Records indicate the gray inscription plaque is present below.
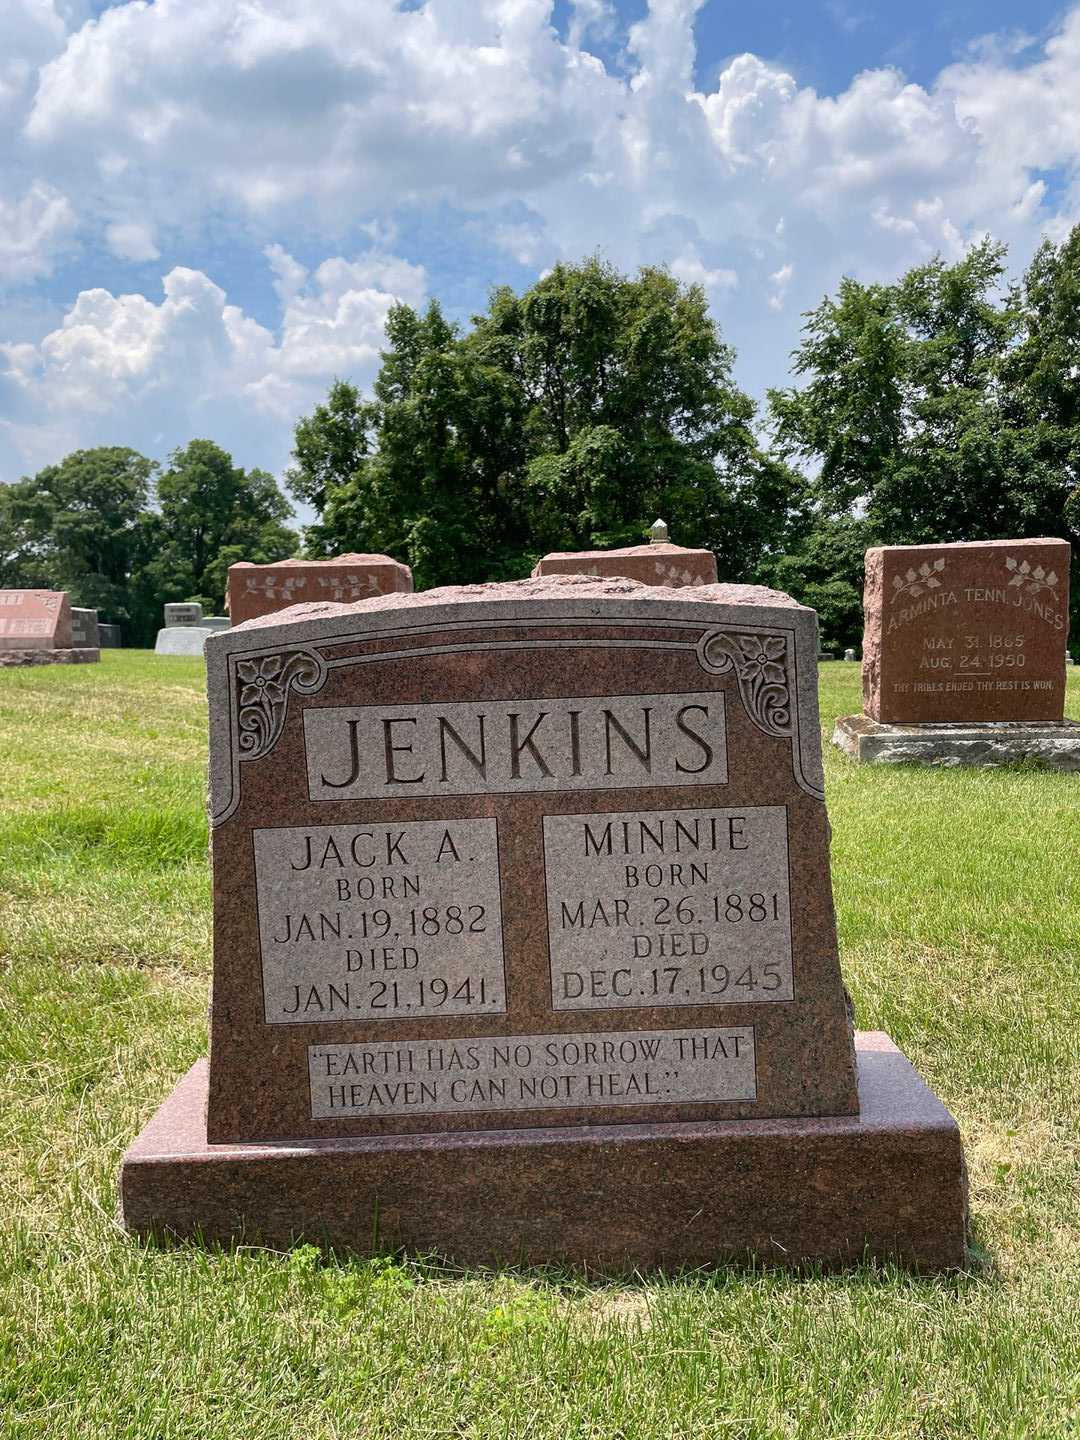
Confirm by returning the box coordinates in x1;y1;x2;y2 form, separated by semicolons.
544;805;793;1010
309;1025;756;1118
304;691;728;800
253;819;506;1024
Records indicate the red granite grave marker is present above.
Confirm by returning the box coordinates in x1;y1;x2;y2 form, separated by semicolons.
862;538;1070;724
121;576;967;1269
227;553;412;626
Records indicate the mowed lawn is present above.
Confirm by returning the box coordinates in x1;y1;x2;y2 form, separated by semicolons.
1;651;1078;1440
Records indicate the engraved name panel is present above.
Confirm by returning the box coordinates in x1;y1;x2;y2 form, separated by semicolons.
544;806;793;1010
253;819;506;1024
309;1026;756;1118
304;691;727;801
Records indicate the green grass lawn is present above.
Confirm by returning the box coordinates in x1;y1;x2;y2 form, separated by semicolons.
2;651;1078;1439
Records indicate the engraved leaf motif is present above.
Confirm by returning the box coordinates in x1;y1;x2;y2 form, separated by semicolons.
892;556;946;601
1006;556;1017;572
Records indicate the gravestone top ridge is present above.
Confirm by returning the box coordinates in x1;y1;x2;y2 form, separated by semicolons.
204;572;857;1145
532;542;718;589
0;589;72;649
155;626;213;657
164;602;204;627
863;537;1071;724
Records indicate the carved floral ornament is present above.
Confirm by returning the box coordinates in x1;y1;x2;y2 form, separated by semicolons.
236;650;326;761
696;630;793;738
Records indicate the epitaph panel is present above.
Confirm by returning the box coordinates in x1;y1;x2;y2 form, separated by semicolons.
863;538;1071;723
205;577;857;1143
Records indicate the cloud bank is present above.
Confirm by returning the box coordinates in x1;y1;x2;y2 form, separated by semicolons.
2;0;1079;483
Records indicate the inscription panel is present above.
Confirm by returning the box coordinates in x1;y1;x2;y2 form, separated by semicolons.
309;1026;756;1118
304;691;727;800
253;819;506;1024
544;806;793;1010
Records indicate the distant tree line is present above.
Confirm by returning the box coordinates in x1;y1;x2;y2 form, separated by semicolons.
0;439;297;645
4;232;1078;649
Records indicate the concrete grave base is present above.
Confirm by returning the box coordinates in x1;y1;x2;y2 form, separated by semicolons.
834;714;1080;771
0;647;99;667
154;627;213;656
120;1032;967;1272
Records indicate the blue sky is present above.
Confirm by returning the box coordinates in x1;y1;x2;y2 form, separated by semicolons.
2;0;1079;502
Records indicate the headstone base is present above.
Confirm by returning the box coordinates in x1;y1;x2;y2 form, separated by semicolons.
120;1033;967;1272
0;647;99;668
154;627;213;656
834;714;1080;771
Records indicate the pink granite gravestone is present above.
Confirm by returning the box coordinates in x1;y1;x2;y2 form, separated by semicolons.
862;538;1070;723
121;575;967;1270
835;538;1079;768
0;590;99;666
533;523;717;590
228;554;413;626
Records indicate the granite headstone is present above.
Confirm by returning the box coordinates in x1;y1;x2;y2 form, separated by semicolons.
71;607;100;649
835;538;1079;768
164;602;204;627
228;554;413;627
0;589;99;666
121;576;967;1269
533;525;717;589
862;538;1070;724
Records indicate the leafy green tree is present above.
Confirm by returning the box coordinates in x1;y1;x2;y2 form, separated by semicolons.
756;514;875;650
768;232;1080;643
285;379;372;523
132;440;297;632
0;480;57;590
1000;226;1080;533
298;259;801;587
2;448;155;619
769;240;1021;541
317;301;530;585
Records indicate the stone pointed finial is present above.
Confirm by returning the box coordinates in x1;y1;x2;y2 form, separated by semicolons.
649;518;669;545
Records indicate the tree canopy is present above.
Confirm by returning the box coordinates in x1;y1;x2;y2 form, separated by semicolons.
4;232;1078;652
290;258;805;589
763;232;1080;641
4;440;296;644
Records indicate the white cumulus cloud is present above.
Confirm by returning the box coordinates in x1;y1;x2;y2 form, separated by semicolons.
0;249;426;480
3;0;1080;477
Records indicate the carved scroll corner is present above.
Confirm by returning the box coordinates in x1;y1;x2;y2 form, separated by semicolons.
696;628;794;739
234;647;327;763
